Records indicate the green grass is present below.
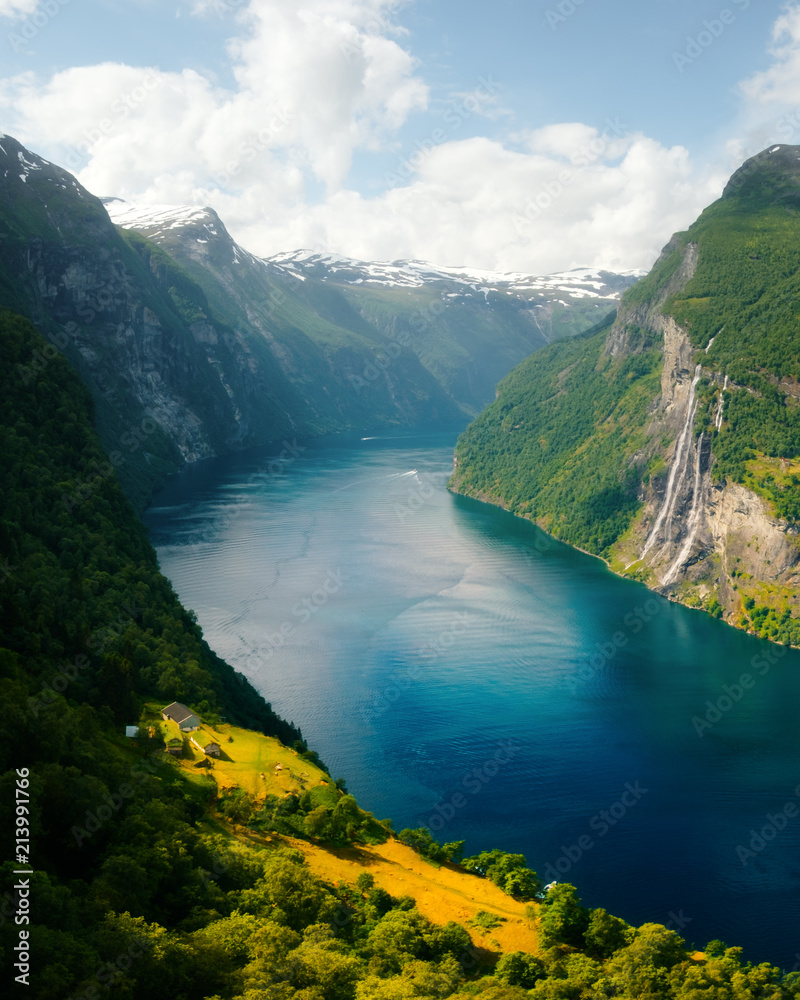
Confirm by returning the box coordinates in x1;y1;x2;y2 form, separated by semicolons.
470;910;505;930
141;701;330;800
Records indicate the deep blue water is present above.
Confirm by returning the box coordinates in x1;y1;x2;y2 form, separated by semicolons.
145;427;800;968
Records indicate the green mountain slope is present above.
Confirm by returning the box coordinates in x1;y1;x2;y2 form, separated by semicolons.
106;200;641;438
1;308;796;1000
449;314;661;554
1;130;641;512
450;145;800;642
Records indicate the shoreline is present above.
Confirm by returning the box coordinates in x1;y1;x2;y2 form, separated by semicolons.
447;481;796;652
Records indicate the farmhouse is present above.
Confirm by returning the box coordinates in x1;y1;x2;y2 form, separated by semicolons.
161;701;200;731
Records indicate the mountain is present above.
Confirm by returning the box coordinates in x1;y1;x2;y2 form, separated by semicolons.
0;131;642;509
104;198;642;421
450;144;800;645
1;310;794;1000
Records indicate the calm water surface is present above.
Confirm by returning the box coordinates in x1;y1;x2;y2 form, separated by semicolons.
146;427;800;967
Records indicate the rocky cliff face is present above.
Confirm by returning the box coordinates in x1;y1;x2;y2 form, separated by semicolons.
607;237;800;633
1;134;640;510
450;145;800;643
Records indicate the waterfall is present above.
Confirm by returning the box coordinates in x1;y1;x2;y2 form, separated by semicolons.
715;375;727;432
641;364;702;560
663;433;705;585
705;327;723;353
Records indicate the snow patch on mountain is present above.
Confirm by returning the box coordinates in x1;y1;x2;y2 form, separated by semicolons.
104;199;215;236
104;200;644;299
267;249;645;299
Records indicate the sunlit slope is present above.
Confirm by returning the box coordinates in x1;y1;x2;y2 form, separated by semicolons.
450;144;800;642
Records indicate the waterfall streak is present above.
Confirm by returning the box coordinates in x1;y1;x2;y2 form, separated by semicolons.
714;375;728;433
663;434;705;585
641;365;702;559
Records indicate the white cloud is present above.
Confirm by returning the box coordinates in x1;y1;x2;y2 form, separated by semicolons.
738;4;800;109
0;0;38;18
229;134;715;273
722;3;800;167
0;0;747;273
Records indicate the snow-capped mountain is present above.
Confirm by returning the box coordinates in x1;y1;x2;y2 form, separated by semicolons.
103;199;643;304
267;248;645;300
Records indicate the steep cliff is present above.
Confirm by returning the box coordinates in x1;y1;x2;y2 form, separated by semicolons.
451;145;800;644
0;133;282;507
106;200;641;420
0;132;640;509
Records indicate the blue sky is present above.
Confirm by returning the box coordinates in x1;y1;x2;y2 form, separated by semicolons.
0;0;797;272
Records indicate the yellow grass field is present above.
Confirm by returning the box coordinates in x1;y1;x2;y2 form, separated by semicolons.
238;830;541;959
142;702;330;799
144;703;540;958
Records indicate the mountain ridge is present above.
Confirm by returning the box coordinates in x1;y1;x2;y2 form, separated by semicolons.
103;197;645;296
450;144;800;644
0;132;642;509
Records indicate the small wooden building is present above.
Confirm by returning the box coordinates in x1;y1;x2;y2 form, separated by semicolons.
161;702;200;732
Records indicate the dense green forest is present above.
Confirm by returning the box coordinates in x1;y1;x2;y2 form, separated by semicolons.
449;316;662;557
450;148;800;645
2;308;799;998
666;201;800;491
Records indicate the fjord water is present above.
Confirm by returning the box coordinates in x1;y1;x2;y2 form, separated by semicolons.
146;428;800;967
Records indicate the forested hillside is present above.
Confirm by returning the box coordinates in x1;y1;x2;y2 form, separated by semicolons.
449;314;660;556
450;145;800;641
3;308;798;997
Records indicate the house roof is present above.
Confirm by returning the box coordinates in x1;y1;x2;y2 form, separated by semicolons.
203;743;221;753
162;702;198;725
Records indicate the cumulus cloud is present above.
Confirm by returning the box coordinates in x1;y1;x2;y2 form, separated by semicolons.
722;3;800;167
0;0;753;273
238;133;716;273
0;0;38;18
739;3;800;109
